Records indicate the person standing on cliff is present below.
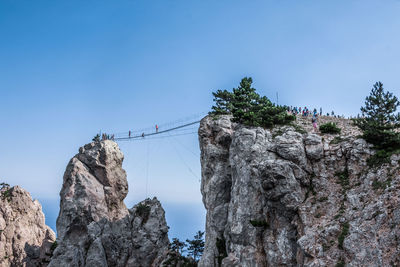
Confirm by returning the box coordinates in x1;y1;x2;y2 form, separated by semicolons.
312;115;318;132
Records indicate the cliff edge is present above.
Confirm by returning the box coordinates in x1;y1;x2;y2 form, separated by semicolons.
199;115;400;266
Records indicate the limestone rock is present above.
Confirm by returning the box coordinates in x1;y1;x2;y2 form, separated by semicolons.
49;140;170;267
0;185;56;267
199;115;400;267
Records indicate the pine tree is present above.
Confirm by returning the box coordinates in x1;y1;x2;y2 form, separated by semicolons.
353;82;400;149
211;89;233;114
170;238;186;255
231;77;261;126
186;231;205;262
210;77;295;128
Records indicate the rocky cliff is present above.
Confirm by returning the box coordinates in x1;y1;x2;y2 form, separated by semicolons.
49;140;170;267
198;115;400;267
0;185;56;266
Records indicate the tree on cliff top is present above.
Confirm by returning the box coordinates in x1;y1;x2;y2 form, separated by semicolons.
211;77;294;128
353;81;400;150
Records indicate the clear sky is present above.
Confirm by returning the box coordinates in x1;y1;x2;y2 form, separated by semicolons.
1;0;400;241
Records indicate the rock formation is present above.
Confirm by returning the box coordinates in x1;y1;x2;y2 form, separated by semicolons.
0;185;56;266
199;115;400;266
49;140;170;267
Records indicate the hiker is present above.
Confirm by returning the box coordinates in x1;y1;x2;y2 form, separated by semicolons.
129;130;131;138
320;107;322;116
142;132;145;138
156;124;159;133
312;115;318;132
111;134;114;140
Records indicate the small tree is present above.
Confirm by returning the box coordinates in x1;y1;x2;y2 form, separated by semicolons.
92;134;100;142
353;82;400;149
0;182;10;190
186;231;205;262
170;238;186;255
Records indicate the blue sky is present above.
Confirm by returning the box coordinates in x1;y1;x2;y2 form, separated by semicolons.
1;0;400;241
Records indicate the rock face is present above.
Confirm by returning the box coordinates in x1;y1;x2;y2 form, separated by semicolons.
0;185;56;266
199;115;400;267
49;140;170;267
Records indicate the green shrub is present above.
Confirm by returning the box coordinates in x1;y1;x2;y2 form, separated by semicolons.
0;183;11;202
136;203;151;223
319;122;341;134
249;220;269;228
330;136;350;145
335;259;345;267
338;222;350;249
372;178;391;190
335;168;349;190
290;123;307;134
367;149;400;168
318;197;328;202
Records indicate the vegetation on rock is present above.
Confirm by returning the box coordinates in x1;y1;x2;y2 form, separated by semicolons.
211;77;295;128
0;182;11;202
135;203;151;224
249;219;269;228
319;122;341;134
164;231;205;266
92;134;100;142
338;222;350;249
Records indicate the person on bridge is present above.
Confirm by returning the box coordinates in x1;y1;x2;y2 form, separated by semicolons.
156;124;159;133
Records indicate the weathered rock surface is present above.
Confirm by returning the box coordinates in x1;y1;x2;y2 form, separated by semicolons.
49;140;170;267
199;115;400;267
0;185;56;267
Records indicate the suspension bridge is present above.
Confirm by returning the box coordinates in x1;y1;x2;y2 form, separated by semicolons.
107;112;207;142
108;112;207;199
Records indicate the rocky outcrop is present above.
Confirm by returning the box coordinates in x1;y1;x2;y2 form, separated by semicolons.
0;185;56;267
49;140;170;267
199;115;400;267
